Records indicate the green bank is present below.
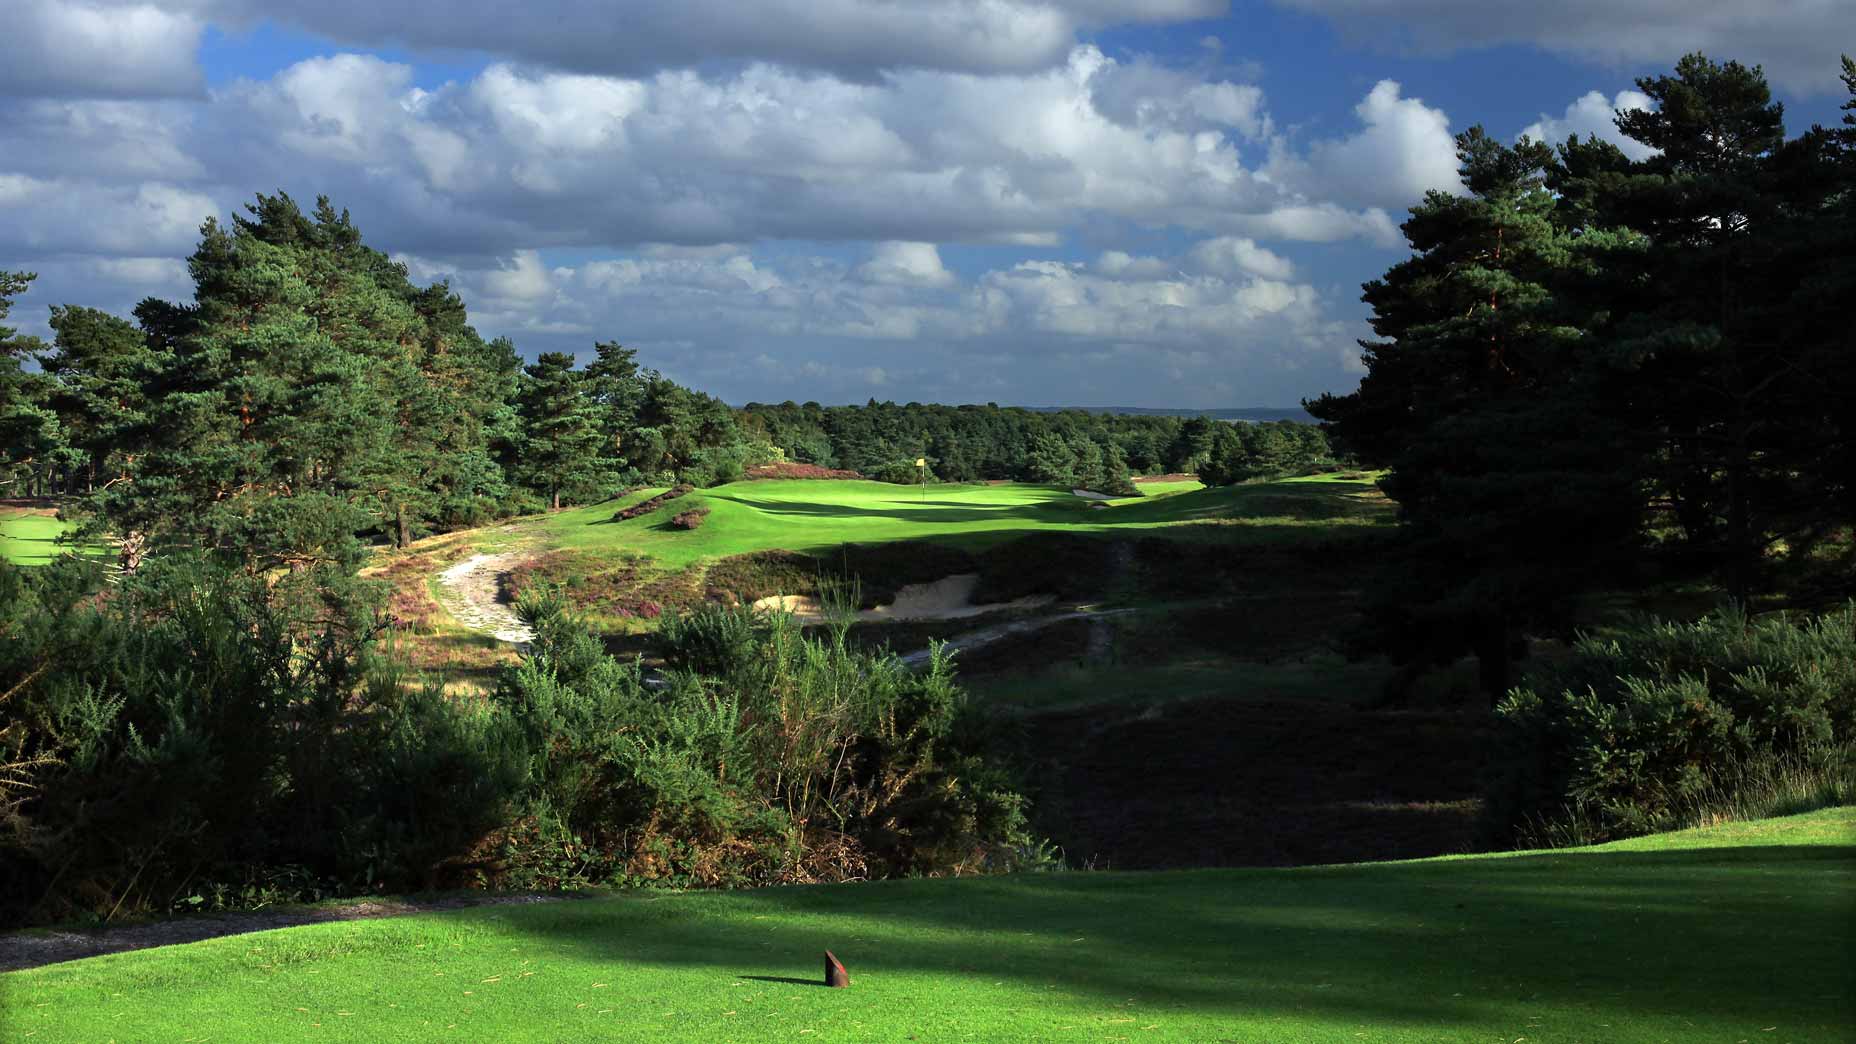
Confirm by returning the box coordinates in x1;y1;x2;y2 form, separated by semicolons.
7;808;1850;1043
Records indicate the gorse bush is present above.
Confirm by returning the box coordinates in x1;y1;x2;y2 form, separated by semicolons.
0;555;524;926
0;561;1034;925
488;597;1032;889
1488;604;1856;844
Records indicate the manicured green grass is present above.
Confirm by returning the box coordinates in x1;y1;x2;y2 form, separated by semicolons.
0;510;78;566
537;475;1388;571
6;808;1849;1042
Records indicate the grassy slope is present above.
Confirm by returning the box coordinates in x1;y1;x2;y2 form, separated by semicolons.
7;808;1851;1043
537;475;1386;571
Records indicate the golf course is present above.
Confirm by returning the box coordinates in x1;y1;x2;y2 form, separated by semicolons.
534;473;1381;568
0;506;75;566
5;38;1854;1041
6;809;1850;1042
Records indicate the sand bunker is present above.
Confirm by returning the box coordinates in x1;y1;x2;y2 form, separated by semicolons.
752;573;1053;623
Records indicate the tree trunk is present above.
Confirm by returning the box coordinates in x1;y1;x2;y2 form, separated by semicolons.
551;488;561;511
396;502;410;549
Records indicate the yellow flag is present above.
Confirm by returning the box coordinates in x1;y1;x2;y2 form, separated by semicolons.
915;458;926;467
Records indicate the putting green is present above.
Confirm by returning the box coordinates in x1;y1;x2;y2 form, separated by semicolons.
6;808;1850;1042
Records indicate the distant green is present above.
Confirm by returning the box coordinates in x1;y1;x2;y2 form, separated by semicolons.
6;808;1850;1043
537;474;1386;570
0;512;78;566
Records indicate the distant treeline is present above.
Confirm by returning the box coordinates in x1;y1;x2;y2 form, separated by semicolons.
739;400;1333;491
1024;405;1316;422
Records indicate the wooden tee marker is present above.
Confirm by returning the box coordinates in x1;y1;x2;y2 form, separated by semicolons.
824;950;851;988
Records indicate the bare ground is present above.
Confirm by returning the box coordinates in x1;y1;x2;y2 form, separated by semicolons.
436;550;535;645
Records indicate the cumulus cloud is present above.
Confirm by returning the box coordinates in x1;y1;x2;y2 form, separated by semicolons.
1188;236;1295;280
0;175;218;258
0;34;1422;404
1272;0;1853;94
1522;89;1658;160
0;0;206;99
383;233;1361;405
0;46;1418;262
858;242;957;288
1271;80;1463;212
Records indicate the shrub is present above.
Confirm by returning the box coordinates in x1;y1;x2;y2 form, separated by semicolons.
0;555;525;925
489;597;1034;887
1487;604;1856;845
670;505;710;530
614;484;694;521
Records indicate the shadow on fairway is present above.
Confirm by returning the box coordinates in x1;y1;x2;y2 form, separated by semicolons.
737;975;828;987
490;842;1856;1031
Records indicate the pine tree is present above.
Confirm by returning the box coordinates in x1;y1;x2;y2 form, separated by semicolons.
1309;128;1642;698
517;353;607;510
0;273;65;496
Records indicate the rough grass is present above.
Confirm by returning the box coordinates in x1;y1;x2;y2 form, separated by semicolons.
5;808;1850;1043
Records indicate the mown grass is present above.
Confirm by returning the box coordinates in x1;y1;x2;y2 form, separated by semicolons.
536;474;1387;572
0;509;81;566
5;808;1849;1043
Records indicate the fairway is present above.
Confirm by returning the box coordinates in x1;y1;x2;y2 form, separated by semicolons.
537;474;1386;570
5;809;1849;1042
0;509;75;566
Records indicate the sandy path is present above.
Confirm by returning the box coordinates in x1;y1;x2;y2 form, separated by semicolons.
436;551;535;645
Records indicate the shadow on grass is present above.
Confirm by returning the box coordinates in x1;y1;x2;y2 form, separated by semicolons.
737;974;828;987
486;842;1856;1031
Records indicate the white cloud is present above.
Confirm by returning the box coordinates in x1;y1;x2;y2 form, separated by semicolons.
1188;236;1295;280
1273;80;1463;211
858;242;956;288
30;46;1408;258
1522;89;1659;160
1226;204;1402;248
0;176;217;257
479;250;558;304
1272;0;1853;94
0;1;205;99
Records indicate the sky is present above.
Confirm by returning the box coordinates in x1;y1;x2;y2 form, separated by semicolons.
1;2;1848;408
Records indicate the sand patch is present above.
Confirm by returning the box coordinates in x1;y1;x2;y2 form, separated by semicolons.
753;573;1052;623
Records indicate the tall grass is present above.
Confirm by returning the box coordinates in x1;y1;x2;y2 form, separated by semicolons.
1520;742;1856;849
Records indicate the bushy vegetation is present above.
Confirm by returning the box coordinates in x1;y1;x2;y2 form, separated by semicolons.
1488;605;1856;844
0;555;1031;927
490;597;1033;889
0;555;518;925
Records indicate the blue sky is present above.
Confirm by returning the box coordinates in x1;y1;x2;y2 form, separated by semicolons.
2;1;1846;407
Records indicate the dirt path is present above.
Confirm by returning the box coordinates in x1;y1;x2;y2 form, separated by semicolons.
436;550;534;645
0;894;567;972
